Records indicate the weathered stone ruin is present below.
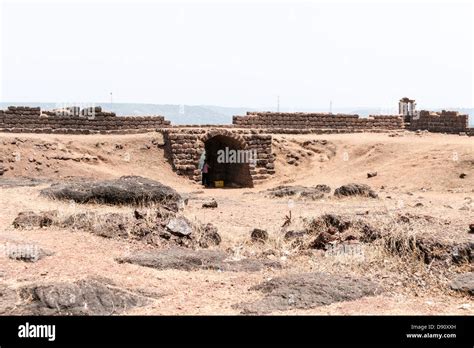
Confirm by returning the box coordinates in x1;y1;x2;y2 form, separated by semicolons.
409;110;469;134
162;128;274;186
398;97;471;134
233;112;404;132
0;106;170;134
0;99;471;187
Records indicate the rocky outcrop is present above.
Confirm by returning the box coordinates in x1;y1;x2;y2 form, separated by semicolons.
40;176;184;210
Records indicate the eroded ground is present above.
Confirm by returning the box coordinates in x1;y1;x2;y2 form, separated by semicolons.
0;131;472;315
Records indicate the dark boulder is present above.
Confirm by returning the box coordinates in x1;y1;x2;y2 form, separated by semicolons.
334;183;378;198
40;176;183;211
251;228;268;243
202;199;218;208
198;223;221;248
450;273;474;295
18;278;150;315
12;211;58;229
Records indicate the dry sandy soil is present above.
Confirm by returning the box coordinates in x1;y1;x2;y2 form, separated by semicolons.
0;131;472;315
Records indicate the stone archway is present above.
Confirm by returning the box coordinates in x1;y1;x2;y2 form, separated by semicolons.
201;131;253;188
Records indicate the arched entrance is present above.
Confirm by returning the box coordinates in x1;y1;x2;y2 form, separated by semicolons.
202;133;254;188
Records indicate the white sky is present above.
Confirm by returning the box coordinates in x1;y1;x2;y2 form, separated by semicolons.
1;0;473;109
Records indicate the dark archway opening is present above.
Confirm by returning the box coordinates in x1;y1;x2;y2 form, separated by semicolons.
203;135;253;188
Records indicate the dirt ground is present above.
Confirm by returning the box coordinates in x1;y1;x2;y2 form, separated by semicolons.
0;131;472;315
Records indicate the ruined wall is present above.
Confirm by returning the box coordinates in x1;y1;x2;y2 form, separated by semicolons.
233;112;404;131
409;110;469;134
162;128;274;186
0;106;171;134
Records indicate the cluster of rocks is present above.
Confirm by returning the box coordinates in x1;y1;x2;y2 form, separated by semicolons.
263;183;377;200
12;210;57;229
409;110;469;134
0;105;171;134
13;176;220;248
233;112;404;130
13;208;221;249
263;184;331;200
283;214;377;250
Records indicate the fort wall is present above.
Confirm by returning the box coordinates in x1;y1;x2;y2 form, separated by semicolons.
409;110;469;134
232;112;404;131
0;106;171;134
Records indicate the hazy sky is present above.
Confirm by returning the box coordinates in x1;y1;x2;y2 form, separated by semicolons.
1;0;473;110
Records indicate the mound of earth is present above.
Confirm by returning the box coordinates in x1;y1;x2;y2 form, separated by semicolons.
40;176;184;211
235;272;380;314
263;184;331;200
12;208;221;249
284;214;380;250
383;218;474;265
449;272;474;295
14;277;153;315
116;247;281;272
274;138;336;166
334;183;378;198
297;213;471;264
63;211;221;249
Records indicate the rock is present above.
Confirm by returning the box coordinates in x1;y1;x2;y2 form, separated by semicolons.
367;172;377;178
334;183;378;198
166;216;193;237
264;185;331;200
469;224;474;234
17;277;150;315
60;209;216;249
251;228;268;243
459;173;467;179
198;223;221;248
450;273;474;295
116;248;281;272
12;211;58;229
299;185;331;200
310;231;337;250
202;199;218;208
264;185;300;197
40;176;184;211
234;272;380;314
0;165;8;176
